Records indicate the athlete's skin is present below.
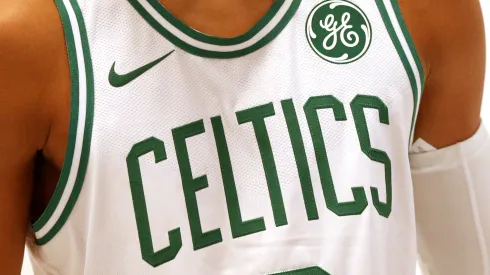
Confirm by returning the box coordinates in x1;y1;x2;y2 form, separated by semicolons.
0;0;485;273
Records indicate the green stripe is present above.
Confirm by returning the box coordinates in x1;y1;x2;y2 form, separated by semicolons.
127;0;301;58
31;0;80;232
375;0;419;147
146;0;284;46
272;266;330;275
390;0;425;91
36;0;94;245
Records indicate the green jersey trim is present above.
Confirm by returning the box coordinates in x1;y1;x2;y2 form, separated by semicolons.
145;0;283;46
390;0;425;90
375;0;425;147
34;0;94;245
127;0;301;58
31;0;80;232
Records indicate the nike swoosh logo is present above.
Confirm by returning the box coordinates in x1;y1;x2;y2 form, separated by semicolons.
109;50;175;88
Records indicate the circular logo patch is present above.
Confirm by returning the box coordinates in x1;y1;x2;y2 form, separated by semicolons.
306;0;372;64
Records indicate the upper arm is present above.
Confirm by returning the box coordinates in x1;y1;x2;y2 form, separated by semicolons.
0;1;63;273
402;2;488;272
401;0;486;148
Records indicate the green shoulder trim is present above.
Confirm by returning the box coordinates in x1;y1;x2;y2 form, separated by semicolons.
35;0;94;245
31;0;80;232
375;0;424;147
127;0;301;58
390;0;425;91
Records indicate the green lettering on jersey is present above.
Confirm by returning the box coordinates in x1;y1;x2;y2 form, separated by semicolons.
173;120;223;250
125;95;395;267
281;99;319;221
126;137;182;267
236;103;288;227
351;95;392;218
211;116;266;238
304;95;368;216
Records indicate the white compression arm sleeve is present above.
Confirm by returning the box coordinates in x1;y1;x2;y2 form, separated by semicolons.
410;123;490;275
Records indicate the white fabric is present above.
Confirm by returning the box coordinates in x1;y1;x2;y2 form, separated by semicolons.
410;138;437;154
30;0;423;274
411;123;490;275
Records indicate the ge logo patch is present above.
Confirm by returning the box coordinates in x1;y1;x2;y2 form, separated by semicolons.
306;0;372;64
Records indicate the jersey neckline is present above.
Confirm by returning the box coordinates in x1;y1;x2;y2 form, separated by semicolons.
127;0;301;58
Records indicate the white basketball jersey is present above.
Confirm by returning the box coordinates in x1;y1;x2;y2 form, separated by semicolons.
28;0;424;274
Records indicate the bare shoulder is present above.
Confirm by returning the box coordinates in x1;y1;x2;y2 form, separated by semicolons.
398;0;485;68
0;0;68;91
0;0;70;153
398;0;486;148
0;0;69;273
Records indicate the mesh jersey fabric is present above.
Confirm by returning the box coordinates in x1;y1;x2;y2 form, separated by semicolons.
28;0;424;274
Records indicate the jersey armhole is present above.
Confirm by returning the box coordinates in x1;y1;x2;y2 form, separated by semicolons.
32;0;94;246
375;0;425;147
